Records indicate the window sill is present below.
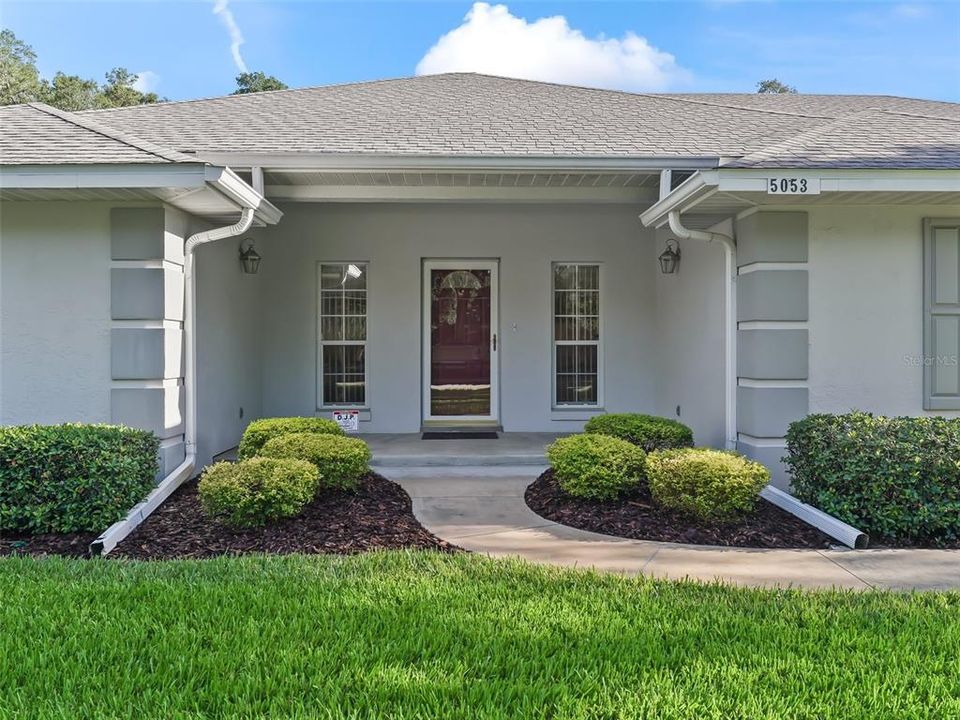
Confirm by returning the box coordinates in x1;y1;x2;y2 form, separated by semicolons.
551;408;604;421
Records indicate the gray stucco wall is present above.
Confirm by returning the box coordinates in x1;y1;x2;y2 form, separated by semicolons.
1;202;112;424
652;226;727;448
808;204;960;420
194;231;264;466
253;202;660;433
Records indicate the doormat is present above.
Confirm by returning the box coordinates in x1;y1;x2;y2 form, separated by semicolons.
421;431;499;440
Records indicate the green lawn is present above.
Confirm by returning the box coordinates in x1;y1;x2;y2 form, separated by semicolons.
1;552;958;719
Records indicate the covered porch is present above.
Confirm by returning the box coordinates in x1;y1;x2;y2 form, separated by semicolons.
191;164;731;468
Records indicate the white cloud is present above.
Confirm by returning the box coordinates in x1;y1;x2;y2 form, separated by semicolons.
132;70;159;93
212;0;248;73
893;3;930;19
415;2;690;92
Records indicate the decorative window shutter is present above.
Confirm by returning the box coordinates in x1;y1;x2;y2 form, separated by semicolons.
924;219;960;410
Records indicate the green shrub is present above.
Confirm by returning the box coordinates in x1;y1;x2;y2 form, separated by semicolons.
238;417;344;459
198;457;320;528
646;448;769;521
0;423;159;534
584;413;694;451
786;412;960;544
546;434;646;501
258;433;371;490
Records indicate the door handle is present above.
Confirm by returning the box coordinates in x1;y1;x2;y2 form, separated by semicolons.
492;333;497;351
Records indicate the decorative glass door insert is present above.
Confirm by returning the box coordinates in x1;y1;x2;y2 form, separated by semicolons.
424;262;498;420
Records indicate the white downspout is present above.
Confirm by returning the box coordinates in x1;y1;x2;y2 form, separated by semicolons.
90;207;256;556
184;207;256;461
667;210;738;450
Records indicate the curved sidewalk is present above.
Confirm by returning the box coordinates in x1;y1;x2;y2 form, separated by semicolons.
385;466;960;591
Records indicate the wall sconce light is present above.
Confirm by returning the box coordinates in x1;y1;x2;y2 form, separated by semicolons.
239;239;261;274
658;239;681;274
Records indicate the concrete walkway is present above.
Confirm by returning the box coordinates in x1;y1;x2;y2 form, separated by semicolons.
384;466;960;591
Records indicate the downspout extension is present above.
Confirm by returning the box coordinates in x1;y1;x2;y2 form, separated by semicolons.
90;207;256;556
667;210;738;450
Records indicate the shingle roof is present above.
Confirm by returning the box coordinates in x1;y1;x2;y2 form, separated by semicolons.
727;109;960;169
658;93;960;121
82;73;829;159
0;103;197;165
4;74;957;170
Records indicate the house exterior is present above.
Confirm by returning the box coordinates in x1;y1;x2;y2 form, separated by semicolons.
2;73;958;491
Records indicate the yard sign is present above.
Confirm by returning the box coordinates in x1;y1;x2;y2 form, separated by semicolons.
332;410;360;433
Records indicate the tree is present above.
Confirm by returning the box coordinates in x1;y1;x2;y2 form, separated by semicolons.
233;71;288;95
43;72;100;111
96;67;160;108
0;30;162;109
756;79;797;94
0;28;44;104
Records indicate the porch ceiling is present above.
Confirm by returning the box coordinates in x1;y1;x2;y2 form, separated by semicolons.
261;169;661;204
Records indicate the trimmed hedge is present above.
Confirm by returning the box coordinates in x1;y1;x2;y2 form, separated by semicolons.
258;433;371;490
584;413;694;452
0;424;159;534
199;457;321;528
785;412;960;544
238;417;344;460
547;434;646;501
646;448;769;521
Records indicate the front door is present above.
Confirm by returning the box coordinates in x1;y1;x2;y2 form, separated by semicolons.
422;260;499;424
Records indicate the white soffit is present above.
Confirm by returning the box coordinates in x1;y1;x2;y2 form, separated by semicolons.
262;169;661;203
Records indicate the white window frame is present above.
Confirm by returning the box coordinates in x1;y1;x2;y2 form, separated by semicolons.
316;262;369;410
551;261;604;409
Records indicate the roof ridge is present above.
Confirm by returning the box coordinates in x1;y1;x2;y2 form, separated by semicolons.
27;103;196;163
724;110;874;167
83;72;835;123
632;93;837;120
659;93;960;122
80;74;442;114
874;107;960;123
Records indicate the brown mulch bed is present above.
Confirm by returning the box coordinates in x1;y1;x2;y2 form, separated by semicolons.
113;472;456;559
0;531;98;558
525;470;833;549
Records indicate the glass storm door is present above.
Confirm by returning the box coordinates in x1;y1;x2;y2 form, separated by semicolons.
422;260;499;422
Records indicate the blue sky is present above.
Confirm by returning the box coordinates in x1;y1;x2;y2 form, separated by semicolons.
3;1;959;101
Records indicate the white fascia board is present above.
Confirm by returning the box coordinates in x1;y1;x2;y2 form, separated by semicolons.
266;183;659;204
205;165;283;225
0;163;207;189
638;170;719;227
197;153;721;173
715;168;960;194
640;167;960;227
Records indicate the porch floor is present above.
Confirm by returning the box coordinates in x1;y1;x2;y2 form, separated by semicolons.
362;432;560;468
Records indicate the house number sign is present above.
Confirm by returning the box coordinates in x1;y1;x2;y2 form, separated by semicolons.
767;176;821;195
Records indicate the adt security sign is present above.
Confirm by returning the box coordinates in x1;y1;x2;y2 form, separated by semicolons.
332;410;359;433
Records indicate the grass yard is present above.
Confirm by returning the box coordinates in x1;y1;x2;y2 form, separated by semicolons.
1;552;958;719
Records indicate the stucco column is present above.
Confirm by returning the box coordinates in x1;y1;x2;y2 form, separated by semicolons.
734;210;810;490
109;206;188;479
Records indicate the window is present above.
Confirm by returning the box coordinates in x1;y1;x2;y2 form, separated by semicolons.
552;263;601;406
319;263;367;407
924;219;960;410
